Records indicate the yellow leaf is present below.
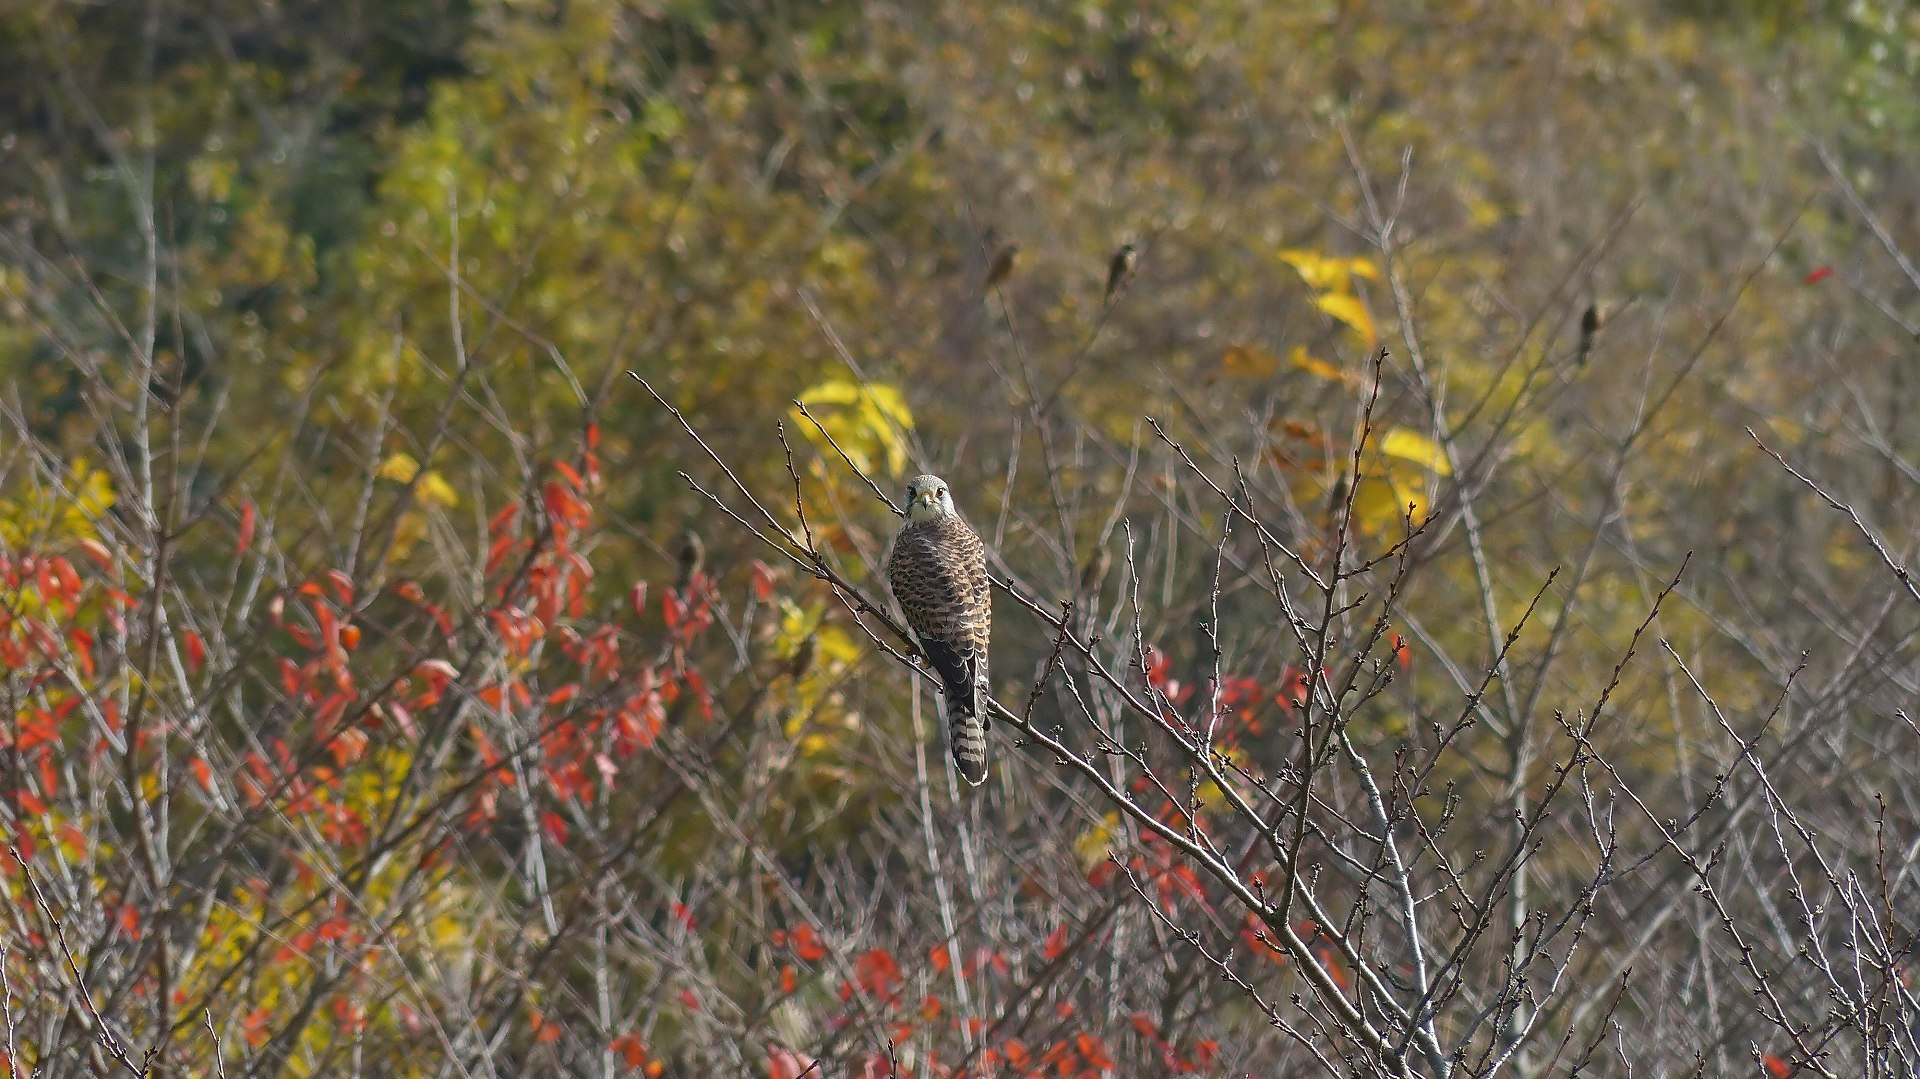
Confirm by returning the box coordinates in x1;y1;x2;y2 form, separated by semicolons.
1377;428;1452;476
1288;345;1354;385
1221;343;1279;379
1279;248;1342;292
0;460;118;546
1350;474;1428;536
1280;249;1380;292
416;472;460;508
1314;292;1377;344
1074;812;1121;871
377;452;421;484
389;510;428;560
792;378;916;479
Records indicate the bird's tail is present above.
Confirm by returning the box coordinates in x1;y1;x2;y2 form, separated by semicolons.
944;677;989;786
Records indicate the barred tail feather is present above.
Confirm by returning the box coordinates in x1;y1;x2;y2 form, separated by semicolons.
945;685;989;786
920;638;990;784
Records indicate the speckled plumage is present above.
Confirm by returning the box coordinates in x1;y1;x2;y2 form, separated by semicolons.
887;476;992;785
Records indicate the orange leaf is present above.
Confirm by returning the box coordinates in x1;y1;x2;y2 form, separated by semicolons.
1076;1031;1115;1070
75;538;112;568
327;728;368;768
610;1033;646;1068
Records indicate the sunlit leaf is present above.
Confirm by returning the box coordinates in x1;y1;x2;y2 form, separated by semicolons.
1377;428;1452;476
1314;292;1378;345
1280;249;1379;292
792;378;915;479
1289;345;1354;385
377;452;421;484
0;460;118;546
416;472;460;508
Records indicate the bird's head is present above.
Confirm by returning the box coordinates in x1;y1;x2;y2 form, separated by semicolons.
903;474;956;524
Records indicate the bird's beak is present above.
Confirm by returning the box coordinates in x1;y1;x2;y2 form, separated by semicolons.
914;490;937;509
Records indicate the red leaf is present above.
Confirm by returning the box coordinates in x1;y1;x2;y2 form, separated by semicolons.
629;581;649;619
1803;266;1834;285
750;560;775;602
1043;923;1070;961
324;569;354;605
1764;1055;1790;1078
678;988;700;1012
49;557;80;599
488;503;521;537
854;949;902;998
184;631;207;675
236;500;256;556
541;810;569;845
791;923;828;962
190;757;213;792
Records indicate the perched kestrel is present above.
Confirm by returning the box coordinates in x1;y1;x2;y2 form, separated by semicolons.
887;475;992;785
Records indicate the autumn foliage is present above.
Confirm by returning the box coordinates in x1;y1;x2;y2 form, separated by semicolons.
7;0;1920;1076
